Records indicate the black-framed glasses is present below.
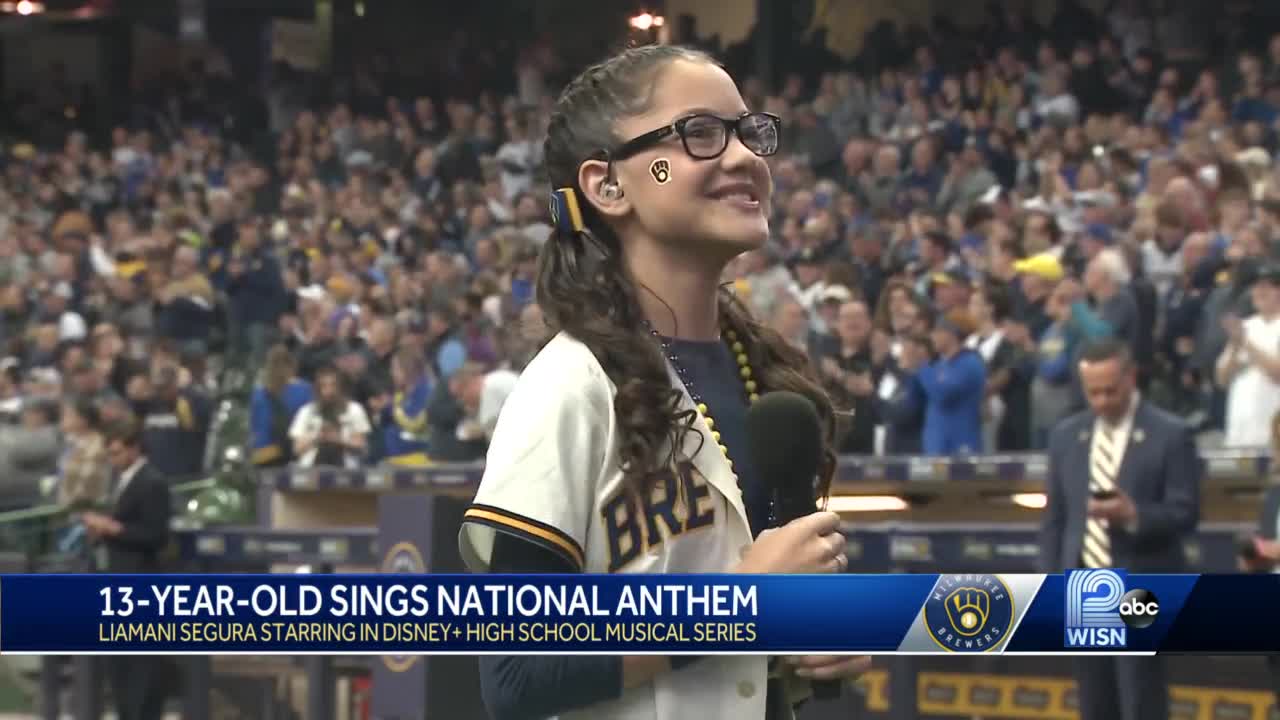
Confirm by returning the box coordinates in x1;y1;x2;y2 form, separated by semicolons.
609;112;781;161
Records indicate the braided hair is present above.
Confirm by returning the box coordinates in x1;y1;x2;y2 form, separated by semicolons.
537;45;837;499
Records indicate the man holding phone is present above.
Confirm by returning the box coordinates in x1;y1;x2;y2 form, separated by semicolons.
1040;338;1202;720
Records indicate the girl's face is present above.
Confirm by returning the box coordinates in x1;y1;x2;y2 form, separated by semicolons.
602;60;773;257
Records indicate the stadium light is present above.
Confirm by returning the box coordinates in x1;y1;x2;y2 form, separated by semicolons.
1;0;46;14
629;12;664;31
826;495;909;513
1011;492;1047;509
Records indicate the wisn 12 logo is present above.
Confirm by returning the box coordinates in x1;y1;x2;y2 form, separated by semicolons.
1064;569;1160;648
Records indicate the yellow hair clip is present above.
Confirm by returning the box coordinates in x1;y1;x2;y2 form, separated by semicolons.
549;187;585;234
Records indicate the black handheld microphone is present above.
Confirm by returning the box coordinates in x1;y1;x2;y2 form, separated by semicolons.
746;391;823;524
745;391;842;702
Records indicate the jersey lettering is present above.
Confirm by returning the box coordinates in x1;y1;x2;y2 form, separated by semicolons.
603;463;716;572
602;492;644;571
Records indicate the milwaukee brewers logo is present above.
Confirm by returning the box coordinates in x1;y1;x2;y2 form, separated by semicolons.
381;542;425;672
649;158;671;184
924;574;1013;652
383;542;424;574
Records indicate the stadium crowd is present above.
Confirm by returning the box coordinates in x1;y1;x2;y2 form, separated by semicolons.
2;3;1280;514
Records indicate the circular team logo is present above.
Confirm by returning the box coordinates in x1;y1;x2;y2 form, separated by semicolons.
924;574;1014;653
383;542;425;574
649;158;671;184
381;542;426;672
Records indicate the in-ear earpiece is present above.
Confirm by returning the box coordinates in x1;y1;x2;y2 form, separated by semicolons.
601;183;623;200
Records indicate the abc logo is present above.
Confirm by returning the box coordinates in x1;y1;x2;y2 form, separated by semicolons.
1118;589;1160;629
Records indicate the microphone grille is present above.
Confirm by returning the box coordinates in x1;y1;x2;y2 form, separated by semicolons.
745;391;823;489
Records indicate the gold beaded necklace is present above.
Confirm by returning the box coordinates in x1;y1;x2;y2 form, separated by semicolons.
647;325;759;471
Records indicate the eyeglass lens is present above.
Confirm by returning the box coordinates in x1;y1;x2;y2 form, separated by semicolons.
681;114;778;159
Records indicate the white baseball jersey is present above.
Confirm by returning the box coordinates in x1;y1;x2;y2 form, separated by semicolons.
459;331;771;720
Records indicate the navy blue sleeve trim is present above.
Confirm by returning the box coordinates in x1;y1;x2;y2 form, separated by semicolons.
477;533;624;719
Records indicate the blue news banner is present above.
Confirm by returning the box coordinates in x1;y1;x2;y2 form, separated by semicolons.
0;572;1278;654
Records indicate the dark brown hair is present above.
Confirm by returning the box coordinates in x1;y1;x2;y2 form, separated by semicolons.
103;418;144;451
262;344;297;396
537;44;837;498
873;277;913;331
393;346;427;382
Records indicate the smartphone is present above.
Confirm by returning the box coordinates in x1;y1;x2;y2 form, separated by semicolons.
1090;488;1118;501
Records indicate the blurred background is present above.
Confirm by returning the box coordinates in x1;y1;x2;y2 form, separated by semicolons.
2;0;1280;718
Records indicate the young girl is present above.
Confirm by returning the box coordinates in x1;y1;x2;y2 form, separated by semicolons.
458;45;864;720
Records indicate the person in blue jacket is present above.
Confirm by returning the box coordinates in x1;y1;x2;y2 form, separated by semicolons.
380;347;434;465
916;310;986;454
873;332;929;454
250;345;313;467
1029;277;1116;448
226;219;289;364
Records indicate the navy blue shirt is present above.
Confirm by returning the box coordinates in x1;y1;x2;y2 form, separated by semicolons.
664;336;768;536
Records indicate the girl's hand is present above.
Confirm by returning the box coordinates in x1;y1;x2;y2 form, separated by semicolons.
736;512;846;575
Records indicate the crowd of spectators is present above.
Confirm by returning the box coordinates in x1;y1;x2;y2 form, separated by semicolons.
3;3;1280;515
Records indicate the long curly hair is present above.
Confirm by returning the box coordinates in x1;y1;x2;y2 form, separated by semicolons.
537;45;837;500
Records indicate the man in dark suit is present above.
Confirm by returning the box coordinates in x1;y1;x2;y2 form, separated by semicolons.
80;420;172;720
1039;338;1201;720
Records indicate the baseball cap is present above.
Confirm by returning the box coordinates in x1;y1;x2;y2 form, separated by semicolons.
930;268;972;288
818;285;854;304
1013;254;1065;282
